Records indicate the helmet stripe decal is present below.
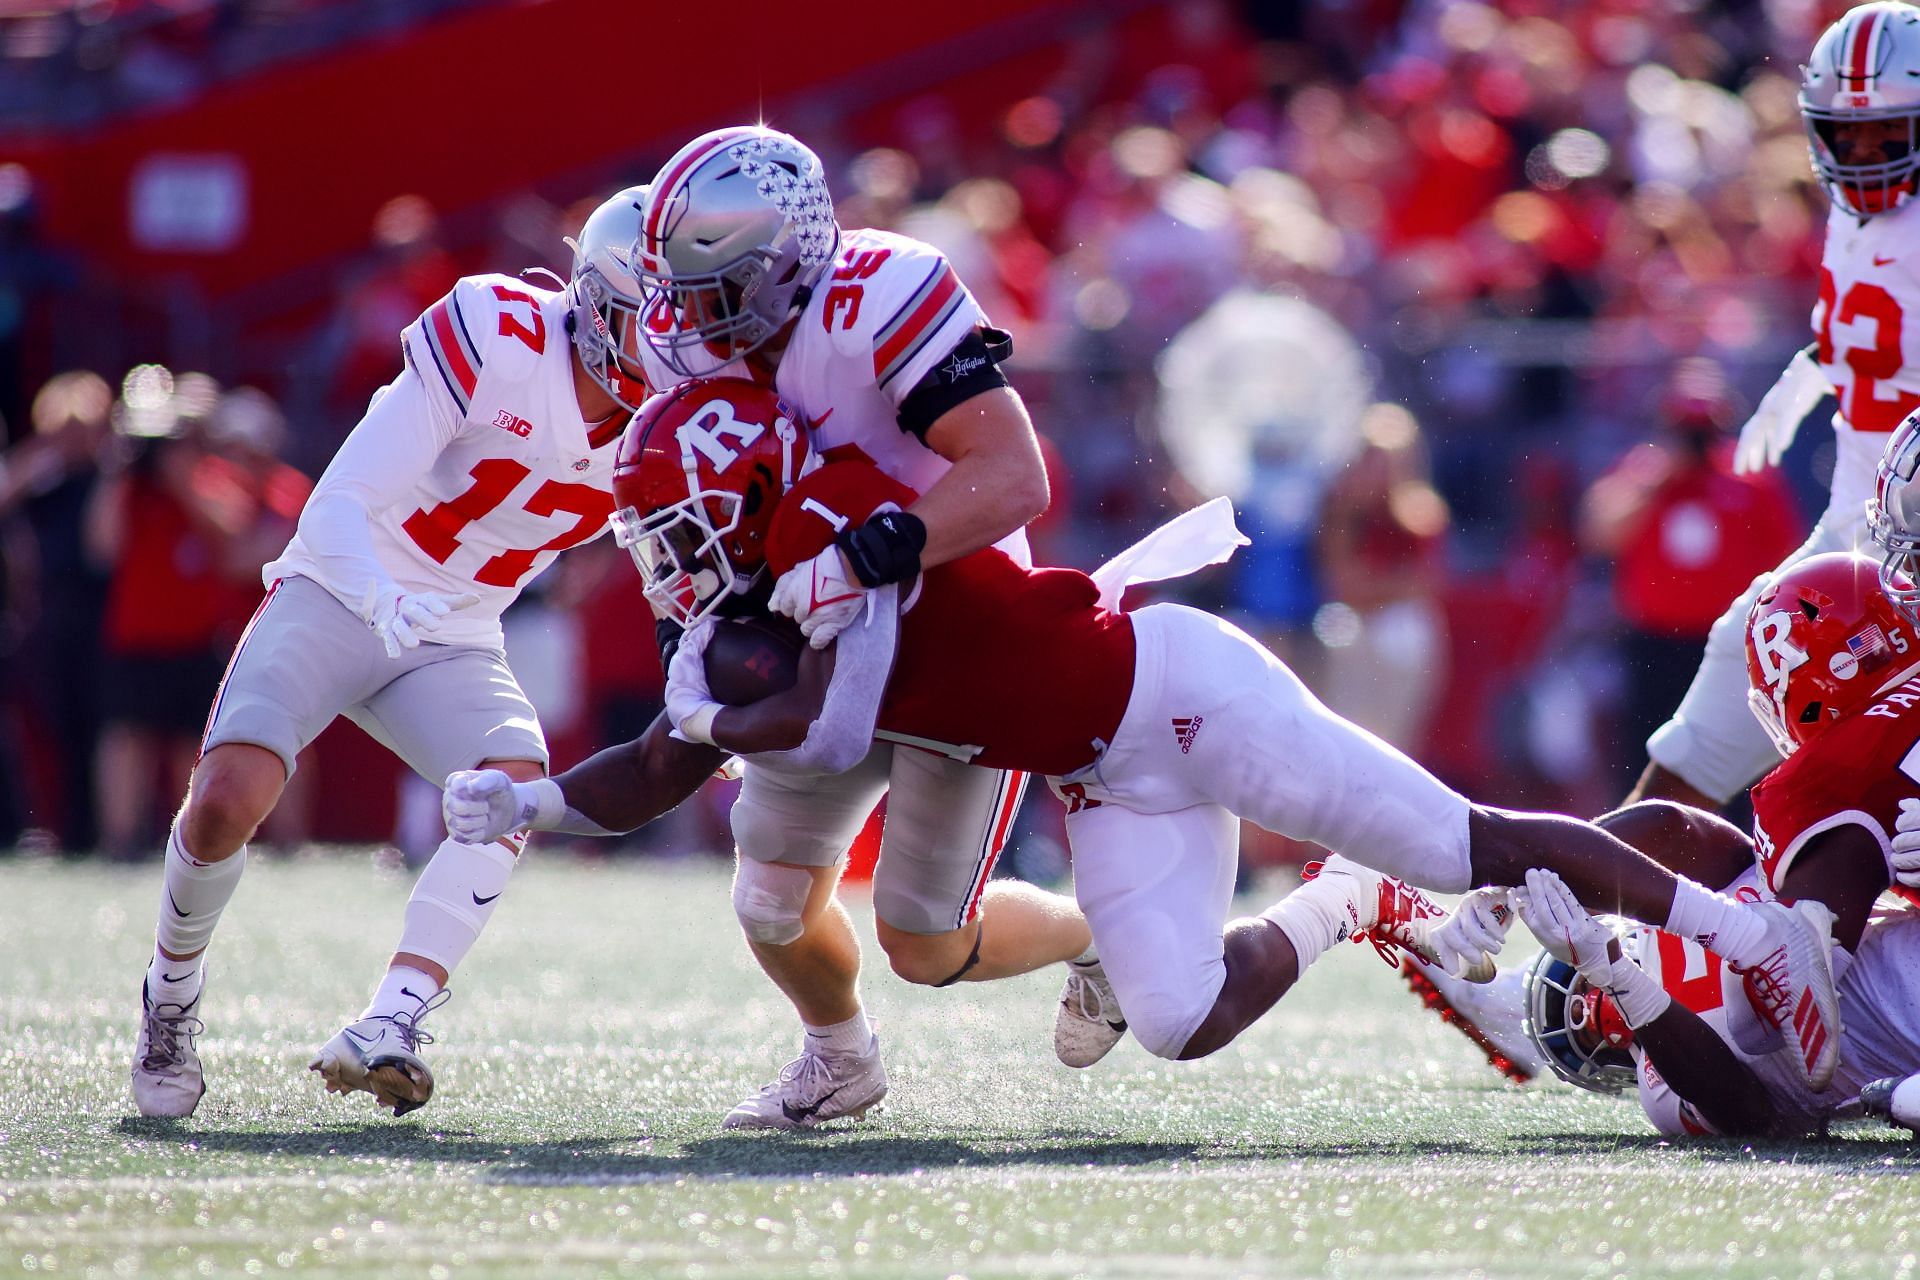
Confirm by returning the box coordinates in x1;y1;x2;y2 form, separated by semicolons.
644;128;759;258
1843;7;1884;85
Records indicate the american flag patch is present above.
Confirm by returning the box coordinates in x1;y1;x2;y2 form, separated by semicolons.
1849;625;1889;659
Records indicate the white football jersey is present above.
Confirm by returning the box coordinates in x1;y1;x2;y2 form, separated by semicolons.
1631;870;1920;1135
1815;197;1920;512
704;227;1029;562
267;274;627;647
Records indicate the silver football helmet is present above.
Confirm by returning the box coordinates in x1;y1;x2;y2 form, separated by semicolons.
1869;406;1920;624
633;126;841;377
1801;1;1920;217
1522;948;1638;1095
566;185;652;411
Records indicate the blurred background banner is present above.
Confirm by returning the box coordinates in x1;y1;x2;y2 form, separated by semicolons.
0;0;1843;860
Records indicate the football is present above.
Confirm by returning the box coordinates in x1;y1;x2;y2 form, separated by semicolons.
702;614;804;706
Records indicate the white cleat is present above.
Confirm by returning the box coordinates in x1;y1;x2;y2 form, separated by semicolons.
308;989;450;1117
723;1039;888;1130
1739;899;1842;1092
132;983;207;1118
1306;855;1498;983
1055;957;1128;1068
1397;954;1544;1084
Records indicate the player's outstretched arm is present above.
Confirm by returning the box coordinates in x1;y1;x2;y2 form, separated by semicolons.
1594;801;1756;888
444;717;726;843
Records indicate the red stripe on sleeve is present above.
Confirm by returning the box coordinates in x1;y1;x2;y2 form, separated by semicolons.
429;299;478;399
872;267;961;379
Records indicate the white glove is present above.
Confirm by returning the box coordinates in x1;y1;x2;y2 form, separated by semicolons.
1894;798;1920;889
664;619;723;745
361;584;480;659
1732;347;1828;475
1434;887;1515;967
443;768;535;844
1516;868;1617;986
770;546;867;650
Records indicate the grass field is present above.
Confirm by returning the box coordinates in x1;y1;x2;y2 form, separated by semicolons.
3;852;1917;1279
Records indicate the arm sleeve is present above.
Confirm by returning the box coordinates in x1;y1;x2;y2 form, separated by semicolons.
753;583;898;774
295;367;463;615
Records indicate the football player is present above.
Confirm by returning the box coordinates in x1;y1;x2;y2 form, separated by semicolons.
622;127;1102;1128
1500;864;1920;1139
1634;0;1920;811
130;187;659;1119
448;380;1844;1089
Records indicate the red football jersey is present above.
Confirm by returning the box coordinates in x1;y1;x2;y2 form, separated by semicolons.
1747;672;1920;892
764;461;1135;775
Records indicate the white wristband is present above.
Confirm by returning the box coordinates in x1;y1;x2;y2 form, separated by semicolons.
1604;955;1673;1030
676;702;722;747
514;777;567;832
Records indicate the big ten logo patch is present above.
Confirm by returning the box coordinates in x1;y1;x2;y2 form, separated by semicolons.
492;408;534;438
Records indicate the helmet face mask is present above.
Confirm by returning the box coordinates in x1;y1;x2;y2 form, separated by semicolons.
1870;408;1920;628
1800;2;1920;218
1523;948;1638;1095
567;185;653;410
634;127;841;379
608;378;809;626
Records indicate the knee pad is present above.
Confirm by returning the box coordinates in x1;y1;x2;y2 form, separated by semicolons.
732;858;813;946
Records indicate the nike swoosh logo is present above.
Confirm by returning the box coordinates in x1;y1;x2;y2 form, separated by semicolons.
1106;1019;1127;1033
781;1084;846;1124
1877;254;1898;266
813;408;835;427
167;891;190;918
472;891;501;906
812;588;862;609
400;987;427;1003
342;1027;376;1046
161;971;195;984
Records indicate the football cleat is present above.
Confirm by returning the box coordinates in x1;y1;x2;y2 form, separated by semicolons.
1304;856;1498;983
1737;899;1842;1092
723;1038;887;1130
1055;956;1128;1068
131;983;207;1118
1398;954;1543;1084
308;988;450;1117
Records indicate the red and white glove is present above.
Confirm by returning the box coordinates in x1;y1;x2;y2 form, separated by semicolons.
1517;868;1670;1030
1434;887;1515;967
664;619;723;745
770;546;866;650
361;584;480;659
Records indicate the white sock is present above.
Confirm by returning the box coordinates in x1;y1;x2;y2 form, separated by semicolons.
146;943;205;1009
1259;874;1361;970
1663;879;1771;968
805;1010;874;1060
362;966;443;1021
393;834;522;976
149;821;246;1002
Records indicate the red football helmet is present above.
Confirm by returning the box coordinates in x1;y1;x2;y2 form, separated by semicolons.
609;377;807;625
1745;551;1918;756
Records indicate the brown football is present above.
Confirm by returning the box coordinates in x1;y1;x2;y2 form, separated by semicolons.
703;614;804;706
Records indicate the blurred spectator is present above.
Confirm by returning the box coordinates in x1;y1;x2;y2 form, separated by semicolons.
1312;404;1452;751
1580;357;1802;790
11;370;116;850
84;368;269;857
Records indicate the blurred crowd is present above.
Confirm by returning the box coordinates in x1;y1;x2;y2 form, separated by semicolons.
0;0;469;127
5;0;1855;857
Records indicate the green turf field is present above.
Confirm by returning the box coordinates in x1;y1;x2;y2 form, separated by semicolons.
3;853;1916;1279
